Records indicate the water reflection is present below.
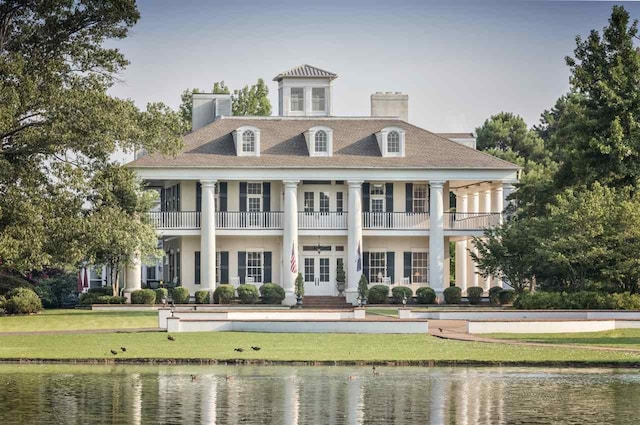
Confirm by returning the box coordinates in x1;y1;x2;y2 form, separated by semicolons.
1;365;639;424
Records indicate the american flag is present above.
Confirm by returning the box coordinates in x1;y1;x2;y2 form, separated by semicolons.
290;241;297;273
356;241;362;272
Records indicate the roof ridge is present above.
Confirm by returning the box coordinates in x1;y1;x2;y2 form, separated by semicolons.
273;64;338;81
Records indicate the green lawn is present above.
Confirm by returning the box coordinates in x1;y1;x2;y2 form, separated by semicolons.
365;308;398;318
488;329;640;349
0;309;157;332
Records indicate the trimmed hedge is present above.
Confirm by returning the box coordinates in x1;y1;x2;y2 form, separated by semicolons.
195;290;210;304
260;283;285;304
171;287;190;304
499;289;516;305
467;286;484;305
213;284;235;304
367;285;389;304
489;286;503;305
513;291;640;310
416;287;436;304
237;284;259;304
131;289;156;304
155;288;168;304
3;287;42;314
88;286;113;296
96;295;126;304
443;286;462;304
391;286;413;304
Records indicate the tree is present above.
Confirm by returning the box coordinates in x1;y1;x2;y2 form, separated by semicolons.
476;112;548;163
178;81;230;131
0;1;182;274
232;78;272;116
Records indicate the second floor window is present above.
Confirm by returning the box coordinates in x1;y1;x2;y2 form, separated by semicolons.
387;131;400;153
291;88;304;112
247;183;262;212
413;184;428;213
312;88;325;111
242;130;255;153
320;192;330;213
370;184;385;212
336;192;344;213
304;192;314;213
315;131;327;153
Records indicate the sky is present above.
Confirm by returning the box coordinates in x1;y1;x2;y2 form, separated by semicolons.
108;0;640;143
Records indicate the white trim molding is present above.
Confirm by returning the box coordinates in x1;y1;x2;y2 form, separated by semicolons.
376;127;406;157
232;126;261;157
304;126;334;157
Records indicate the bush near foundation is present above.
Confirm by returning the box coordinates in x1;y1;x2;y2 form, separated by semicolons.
260;283;285;304
88;286;113;296
194;290;210;304
489;286;503;305
513;291;640;310
443;286;462;304
391;286;413;304
499;289;516;305
131;289;156;304
155;288;168;304
367;285;389;304
467;287;484;305
416;287;436;304
3;287;42;315
95;295;126;304
213;284;235;304
237;284;259;304
171;287;190;304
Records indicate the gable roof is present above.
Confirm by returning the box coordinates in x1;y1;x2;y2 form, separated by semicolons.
273;64;338;82
436;133;474;139
129;117;518;170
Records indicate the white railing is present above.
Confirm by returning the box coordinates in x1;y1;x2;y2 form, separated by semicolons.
445;212;502;230
362;212;430;230
298;211;348;229
147;211;200;229
216;211;284;230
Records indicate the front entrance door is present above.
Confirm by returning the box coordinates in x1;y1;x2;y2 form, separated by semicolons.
303;256;332;296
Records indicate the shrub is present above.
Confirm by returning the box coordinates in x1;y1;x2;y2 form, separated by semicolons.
295;273;304;298
489;286;503;305
498;289;516;305
443;286;462;304
391;286;413;304
416;287;436;304
467;287;484;305
367;285;389;304
611;293;640;310
171;287;190;304
3;287;42;315
131;289;156;304
237;284;259;304
213;284;235;304
260;283;285;304
0;295;5;311
358;274;369;301
88;286;113;296
154;288;168;304
0;274;33;296
195;290;211;304
96;295;126;304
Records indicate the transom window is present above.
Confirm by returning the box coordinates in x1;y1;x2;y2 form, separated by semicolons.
387;131;400;153
291;88;304;112
242;130;255;152
370;184;385;196
312;88;325;111
247;252;263;283
315;130;327;152
413;184;428;213
369;252;386;283
412;252;429;284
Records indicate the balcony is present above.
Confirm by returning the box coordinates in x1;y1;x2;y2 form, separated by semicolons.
298;211;347;230
147;211;201;229
216;211;283;230
362;212;430;230
445;212;502;230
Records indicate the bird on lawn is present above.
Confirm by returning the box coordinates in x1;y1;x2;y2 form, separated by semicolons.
225;375;234;381
190;375;198;381
234;348;244;353
168;335;175;341
110;350;118;355
251;346;261;351
347;375;356;381
120;347;127;352
372;366;381;376
438;328;443;333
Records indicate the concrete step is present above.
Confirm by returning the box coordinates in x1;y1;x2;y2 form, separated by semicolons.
302;296;352;309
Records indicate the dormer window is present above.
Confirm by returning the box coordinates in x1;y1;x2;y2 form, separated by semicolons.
304;126;333;157
232;126;261;157
376;127;406;157
315;131;327;153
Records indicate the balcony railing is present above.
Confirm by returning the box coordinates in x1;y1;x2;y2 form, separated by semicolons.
216;211;283;230
147;211;201;229
362;212;430;230
445;212;502;230
298;211;348;230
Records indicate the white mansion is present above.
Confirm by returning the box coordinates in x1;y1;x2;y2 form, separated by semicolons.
124;65;518;305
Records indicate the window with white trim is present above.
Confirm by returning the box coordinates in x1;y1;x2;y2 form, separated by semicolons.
312;88;325;111
242;130;255;153
336;192;344;213
315;130;327;153
291;88;304;112
320;192;330;213
304;192;314;213
247;251;263;283
387;131;400;153
413;184;428;213
247;183;262;212
369;252;386;283
412;252;429;284
370;184;385;213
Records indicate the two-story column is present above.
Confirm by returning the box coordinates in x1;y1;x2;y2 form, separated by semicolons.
200;180;217;295
346;180;363;305
467;190;480;287
480;186;492;290
455;190;468;292
491;183;505;288
283;180;299;305
429;181;446;300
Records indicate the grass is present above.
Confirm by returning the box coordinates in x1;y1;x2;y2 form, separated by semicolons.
0;309;157;332
488;329;640;349
365;308;398;318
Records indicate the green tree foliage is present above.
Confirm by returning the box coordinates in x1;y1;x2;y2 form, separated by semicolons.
232;78;272;116
476;112;548;163
0;1;182;275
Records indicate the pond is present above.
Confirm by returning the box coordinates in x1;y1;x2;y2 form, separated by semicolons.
0;364;638;424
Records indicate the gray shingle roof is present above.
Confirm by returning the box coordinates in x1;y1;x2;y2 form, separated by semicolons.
273;64;338;81
436;133;474;139
129;117;517;170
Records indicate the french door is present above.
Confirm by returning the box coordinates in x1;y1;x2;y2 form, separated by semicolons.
303;256;332;296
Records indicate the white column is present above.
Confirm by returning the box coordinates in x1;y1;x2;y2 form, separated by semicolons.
347;180;363;305
200;180;217;294
124;251;142;300
455;190;468;292
481;186;492;213
467;190;480;287
429;181;446;300
491;184;504;289
283;180;299;305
